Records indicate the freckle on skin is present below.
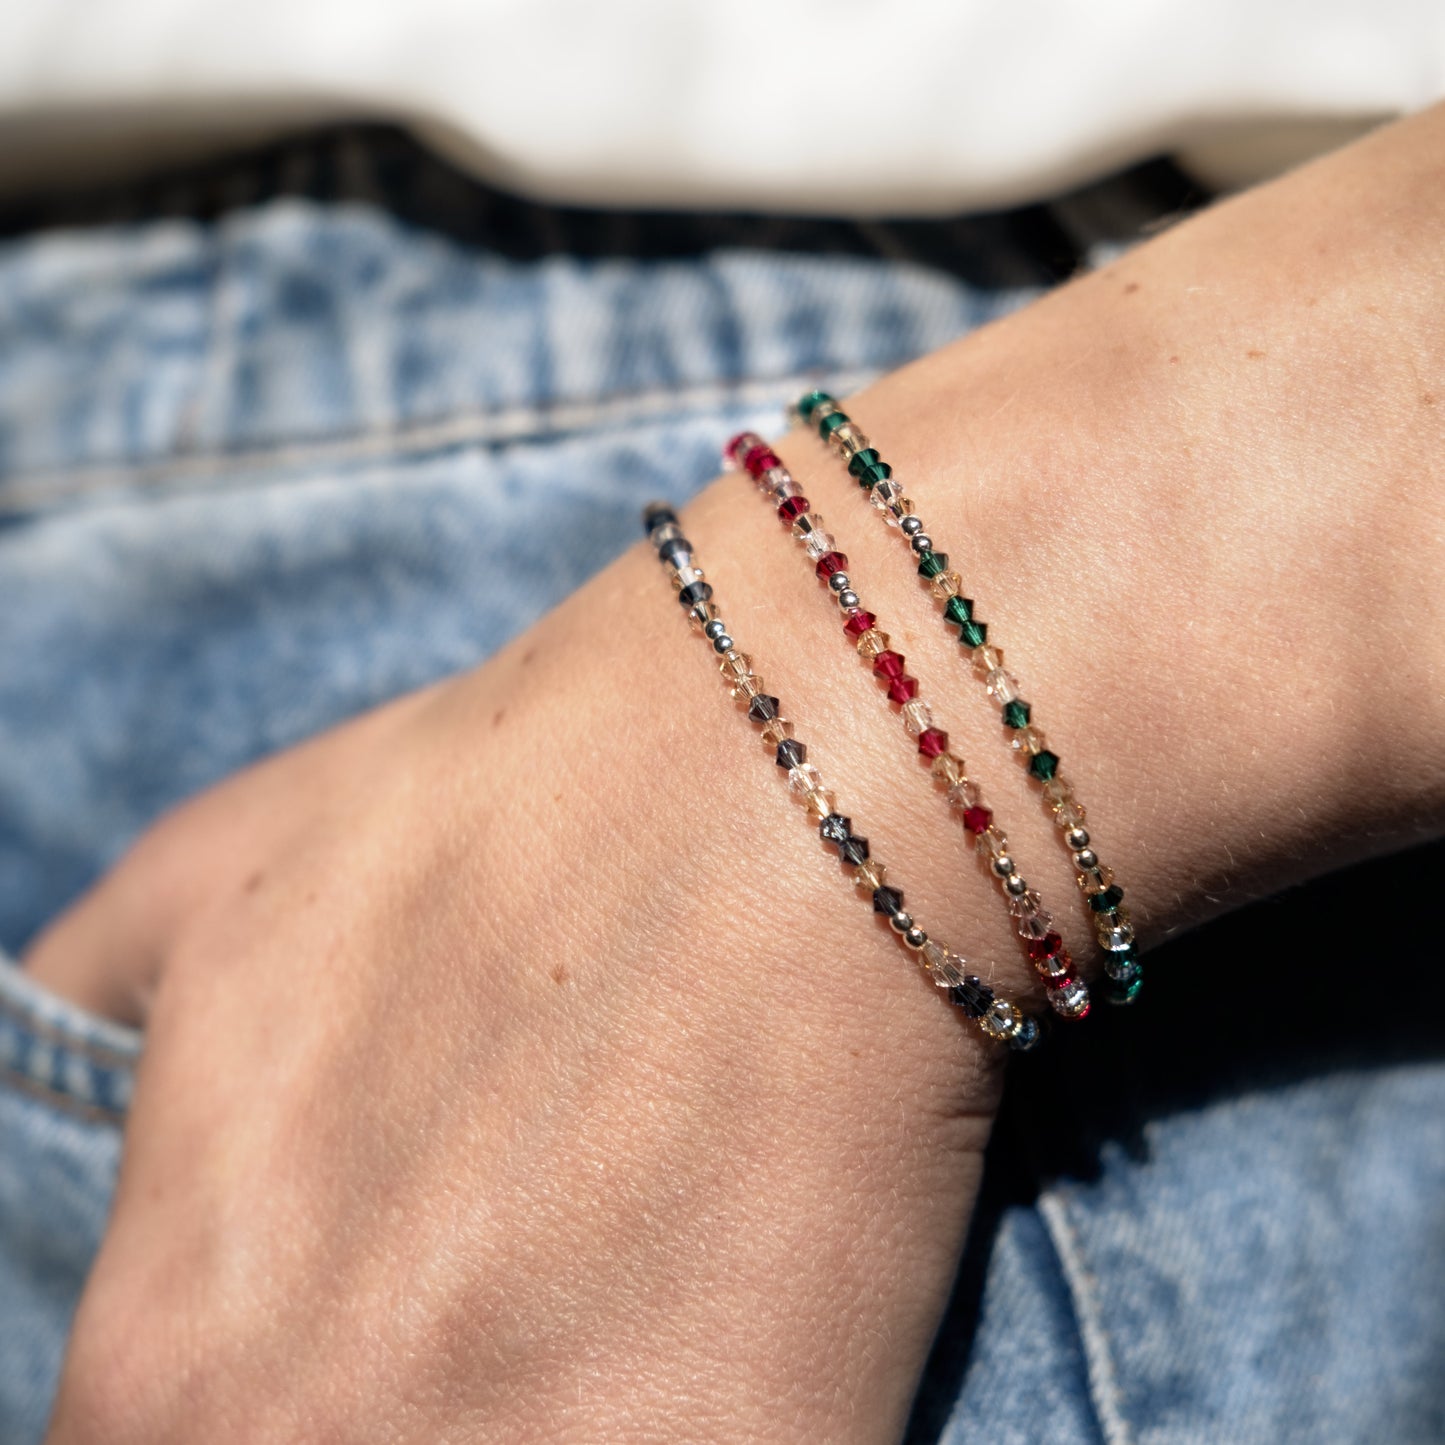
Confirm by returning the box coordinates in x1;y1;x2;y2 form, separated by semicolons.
243;870;264;894
1124;281;1140;295
552;964;569;985
1168;355;1180;364
492;708;506;728
1423;393;1437;407
522;648;538;667
1247;349;1266;359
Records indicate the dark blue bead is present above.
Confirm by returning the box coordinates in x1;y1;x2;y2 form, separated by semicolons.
643;503;678;534
746;694;780;723
657;537;692;567
872;886;904;916
839;836;870;866
677;581;712;607
948;977;994;1020
775;739;807;769
818;814;852;847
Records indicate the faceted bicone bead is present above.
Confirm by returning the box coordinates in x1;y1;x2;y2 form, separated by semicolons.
978;998;1022;1042
856;629;892;659
771;476;802;501
1077;863;1116;895
854;860;887;892
931;752;966;786
983;669;1020;704
856;462;891;489
973;645;1005;677
777;495;810;522
943;595;973;626
833;424;870;457
848;447;882;477
1041;776;1075;807
929;569;963;600
1028;932;1065;963
803;529;838;561
917;550;949;579
948;777;982;810
1103;943;1138;976
719;650;753;679
678;580;713;608
900;699;933;735
872;650;907;680
657;538;691;569
921;940;962;985
1097;910;1135;950
1010;1017;1042;1051
959;619;988;648
759;466;790;495
1001;700;1031;729
1109;977;1144;1005
759;718;795;747
787;763;822;797
948;977;995;1020
1015;910;1055;942
839;835;871;866
887;675;920;705
815;551;849;580
961;804;993;835
818;813;852;847
871;478;903;509
790;513;824;541
1034;948;1074;982
747;694;781;723
1089;884;1125;914
872;885;904;916
819;410;850;437
723;432;764;468
1006;888;1043;919
803;787;838;820
885;495;916;526
795;390;834;422
1030;750;1061;781
688;600;721;631
730;673;767;700
1048;977;1092;1020
643;502;679;532
1105;956;1142;986
917;728;950;759
1054;799;1088;829
843;609;877;638
775;738;807;770
743;445;782;477
975;826;1009;861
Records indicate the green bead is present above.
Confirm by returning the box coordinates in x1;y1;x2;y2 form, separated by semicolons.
856;461;891;489
1089;884;1125;914
1029;749;1060;781
1001;700;1031;729
847;447;881;477
917;550;949;579
796;389;834;422
958;619;988;648
819;410;849;438
1108;976;1144;1006
943;595;973;626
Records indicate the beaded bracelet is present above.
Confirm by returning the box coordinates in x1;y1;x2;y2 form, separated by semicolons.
788;391;1142;1005
723;432;1090;1021
643;500;1041;1051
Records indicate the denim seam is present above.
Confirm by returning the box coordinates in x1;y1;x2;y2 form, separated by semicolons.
0;1062;127;1126
1038;1191;1135;1445
0;993;138;1070
0;366;878;516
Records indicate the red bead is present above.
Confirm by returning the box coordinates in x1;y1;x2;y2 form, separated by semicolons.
723;432;762;468
777;495;810;521
872;650;906;680
815;550;849;579
887;676;919;704
843;609;877;637
1028;932;1065;963
962;805;993;835
744;445;782;477
917;728;949;759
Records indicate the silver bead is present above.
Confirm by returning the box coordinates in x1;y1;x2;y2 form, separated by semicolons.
990;854;1016;878
903;926;928;950
1072;848;1099;871
1064;826;1090;850
889;910;913;934
900;515;924;537
828;572;850;593
712;634;734;654
838;589;860;610
703;619;727;641
1005;873;1030;897
910;533;933;555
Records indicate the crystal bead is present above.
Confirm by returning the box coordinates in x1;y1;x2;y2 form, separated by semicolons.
856;629;892;659
1006;888;1043;919
834;425;870;457
815;551;849;580
1105;955;1142;986
677;580;713;608
775;738;807;770
688;600;721;631
843;609;877;638
1034;948;1074;980
795;389;834;422
803;528;838;560
1041;777;1074;806
1076;863;1116;895
819;410;850;438
1097;910;1135;950
1047;977;1091;1020
960;802;992;833
747;694;780;724
975;825;1008;860
978;998;1022;1041
1029;750;1060;781
729;674;766;700
887;675;920;705
787;763;821;796
760;718;795;747
673;564;705;590
872;651;907;680
803;787;837;820
743;445;782;477
1010;726;1047;756
791;512;823;540
819;813;851;847
643;502;679;532
854;860;886;892
900;699;933;734
931;752;966;786
923;944;969;989
719;650;752;679
949;977;995;1020
884;496;916;526
839;835;870;866
929;570;963;599
771;477;802;502
1010;1017;1042;1051
973;646;1005;678
777;496;810;522
1015;910;1055;942
870;479;903;513
1054;799;1088;828
1001;700;1031;729
759;466;790;495
917;551;948;580
917;728;950;759
856;461;892;490
872;885;904;915
1089;884;1125;914
959;619;988;648
847;447;882;476
1028;932;1065;963
1109;977;1144;1006
723;432;763;468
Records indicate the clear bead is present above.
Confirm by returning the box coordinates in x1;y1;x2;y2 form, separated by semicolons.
688;601;721;631
871;479;902;509
931;752;966;786
812;399;839;425
856;629;892;659
772;477;801;502
1006;888;1043;919
900;700;933;735
1054;799;1088;829
1015;909;1054;941
803;787;837;820
790;512;823;541
786;764;820;797
1097;910;1135;950
972;645;1004;677
922;943;969;988
1077;863;1116;895
1048;978;1091;1019
984;668;1020;703
719;650;752;680
947;777;982;810
674;564;705;590
834;424;870;457
802;528;837;560
759;718;795;747
651;522;684;547
854;860;887;892
975;826;1009;861
929;569;963;600
978;999;1021;1041
884;496;916;527
759;466;790;494
1041;777;1073;806
729;673;767;700
1010;725;1047;756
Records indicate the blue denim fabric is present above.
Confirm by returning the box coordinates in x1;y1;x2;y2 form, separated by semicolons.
1;156;1441;1444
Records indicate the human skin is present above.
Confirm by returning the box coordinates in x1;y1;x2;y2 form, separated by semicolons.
24;103;1445;1443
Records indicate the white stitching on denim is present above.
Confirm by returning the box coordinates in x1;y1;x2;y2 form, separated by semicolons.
1039;1191;1135;1445
0;368;878;515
